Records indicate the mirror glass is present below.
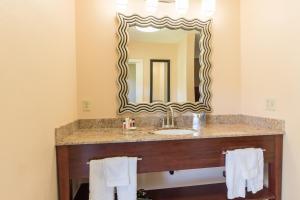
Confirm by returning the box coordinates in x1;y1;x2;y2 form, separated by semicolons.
127;26;202;104
150;59;170;103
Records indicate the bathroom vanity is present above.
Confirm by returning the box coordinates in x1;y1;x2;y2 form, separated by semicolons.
56;123;283;200
55;14;283;200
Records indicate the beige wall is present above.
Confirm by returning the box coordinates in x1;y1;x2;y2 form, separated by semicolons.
186;33;196;102
176;34;196;102
240;0;300;199
0;1;77;200
76;0;241;118
177;35;188;102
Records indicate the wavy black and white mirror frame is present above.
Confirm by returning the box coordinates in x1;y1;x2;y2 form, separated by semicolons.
117;13;212;113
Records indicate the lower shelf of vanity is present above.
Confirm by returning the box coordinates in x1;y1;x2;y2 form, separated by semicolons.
74;183;275;200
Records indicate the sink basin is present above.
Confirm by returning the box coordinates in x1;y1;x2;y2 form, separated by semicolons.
152;129;197;136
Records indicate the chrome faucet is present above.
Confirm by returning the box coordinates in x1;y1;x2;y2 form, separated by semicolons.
162;106;175;128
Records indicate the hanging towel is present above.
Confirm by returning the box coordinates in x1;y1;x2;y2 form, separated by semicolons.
117;157;138;200
226;150;246;199
89;157;138;200
236;148;259;179
226;148;264;199
89;160;114;200
103;157;130;187
246;149;264;194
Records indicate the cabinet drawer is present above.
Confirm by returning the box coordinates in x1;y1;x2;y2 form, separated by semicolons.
67;135;276;179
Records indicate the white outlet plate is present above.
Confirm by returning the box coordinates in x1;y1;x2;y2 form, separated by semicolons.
265;99;276;111
82;100;91;112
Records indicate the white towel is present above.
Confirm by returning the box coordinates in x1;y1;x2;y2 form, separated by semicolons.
89;160;114;200
89;157;137;200
226;148;264;199
247;149;264;193
226;150;246;199
103;157;130;187
236;148;259;179
117;157;137;200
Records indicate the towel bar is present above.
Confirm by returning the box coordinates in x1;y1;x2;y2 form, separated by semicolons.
222;149;266;155
86;157;143;165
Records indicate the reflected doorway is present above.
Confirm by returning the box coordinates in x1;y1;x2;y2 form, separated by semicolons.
128;59;144;103
150;59;170;103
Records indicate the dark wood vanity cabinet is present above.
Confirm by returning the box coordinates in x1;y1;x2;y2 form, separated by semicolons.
56;135;283;200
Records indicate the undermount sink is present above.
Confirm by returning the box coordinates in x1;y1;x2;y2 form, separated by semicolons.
152;129;197;136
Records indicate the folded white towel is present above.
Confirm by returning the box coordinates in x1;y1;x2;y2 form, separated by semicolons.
226;148;264;199
226;150;246;199
89;160;114;200
103;157;130;187
117;157;137;200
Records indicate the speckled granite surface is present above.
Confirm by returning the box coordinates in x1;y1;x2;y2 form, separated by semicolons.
55;115;285;146
55;115;285;145
55;124;284;146
75;114;285;130
55;120;79;139
241;115;285;131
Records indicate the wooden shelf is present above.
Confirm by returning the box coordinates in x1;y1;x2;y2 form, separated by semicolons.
74;183;275;200
147;183;275;200
74;184;88;200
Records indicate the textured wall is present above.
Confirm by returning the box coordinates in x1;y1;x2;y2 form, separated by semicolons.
241;0;300;199
0;0;77;199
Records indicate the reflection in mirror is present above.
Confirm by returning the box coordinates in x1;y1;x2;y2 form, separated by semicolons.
150;59;170;103
128;59;144;103
127;26;202;104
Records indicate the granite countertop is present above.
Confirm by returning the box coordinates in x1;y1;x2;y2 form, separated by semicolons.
55;124;284;146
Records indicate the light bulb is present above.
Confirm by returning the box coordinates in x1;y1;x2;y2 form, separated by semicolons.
146;0;158;13
136;26;159;33
175;0;189;15
201;0;216;19
116;0;128;12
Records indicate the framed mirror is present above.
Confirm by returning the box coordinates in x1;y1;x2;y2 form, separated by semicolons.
117;14;212;113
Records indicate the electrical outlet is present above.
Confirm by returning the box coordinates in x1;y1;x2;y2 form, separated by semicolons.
265;99;276;111
82;100;91;112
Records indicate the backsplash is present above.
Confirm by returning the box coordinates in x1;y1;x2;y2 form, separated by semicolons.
241;115;285;131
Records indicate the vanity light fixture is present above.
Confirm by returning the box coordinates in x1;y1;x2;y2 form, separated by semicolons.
117;0;215;17
116;0;128;11
146;0;159;13
136;26;159;33
175;0;189;15
201;0;216;19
